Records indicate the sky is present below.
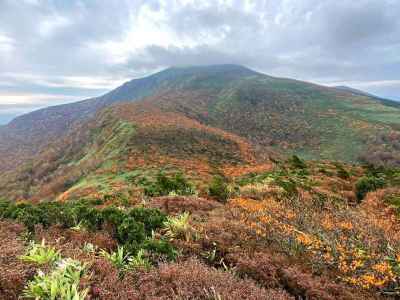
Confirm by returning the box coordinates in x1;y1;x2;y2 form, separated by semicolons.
0;0;399;124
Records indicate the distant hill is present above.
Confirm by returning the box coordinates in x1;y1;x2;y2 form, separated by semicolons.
334;85;377;98
0;64;400;200
335;85;400;108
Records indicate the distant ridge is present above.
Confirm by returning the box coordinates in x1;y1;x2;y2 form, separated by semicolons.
335;85;400;108
335;85;377;98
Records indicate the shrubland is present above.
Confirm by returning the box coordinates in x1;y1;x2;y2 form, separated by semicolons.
0;159;399;299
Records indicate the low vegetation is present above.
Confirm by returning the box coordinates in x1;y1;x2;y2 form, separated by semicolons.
208;175;232;203
20;240;60;265
0;199;175;259
0;159;399;299
23;258;88;300
163;212;193;241
143;172;196;197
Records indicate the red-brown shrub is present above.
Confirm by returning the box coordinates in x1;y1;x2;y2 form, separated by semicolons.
228;251;284;289
0;221;35;300
88;258;139;299
35;225;117;252
133;258;292;299
277;267;370;300
148;195;220;215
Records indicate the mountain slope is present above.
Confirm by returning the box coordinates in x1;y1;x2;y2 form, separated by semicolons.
1;64;400;201
0;93;262;201
118;73;400;162
0;65;258;171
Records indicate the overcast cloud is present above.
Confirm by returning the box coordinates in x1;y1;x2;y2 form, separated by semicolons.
0;0;399;122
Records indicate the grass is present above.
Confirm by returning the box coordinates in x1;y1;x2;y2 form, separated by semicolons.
100;246;151;271
163;212;193;241
20;240;61;265
78;120;136;164
100;246;130;270
23;258;88;300
127;249;151;270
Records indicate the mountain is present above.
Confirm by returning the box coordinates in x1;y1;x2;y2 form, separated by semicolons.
1;64;400;201
0;65;258;171
2;65;400;299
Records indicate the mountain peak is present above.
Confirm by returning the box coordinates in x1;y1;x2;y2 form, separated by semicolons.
167;63;255;71
158;64;259;77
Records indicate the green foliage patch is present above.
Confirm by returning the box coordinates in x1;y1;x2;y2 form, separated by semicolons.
143;171;196;197
355;176;386;202
0;199;175;259
20;240;61;265
208;175;231;203
23;258;88;300
355;164;400;202
334;162;351;179
236;166;314;198
288;155;308;170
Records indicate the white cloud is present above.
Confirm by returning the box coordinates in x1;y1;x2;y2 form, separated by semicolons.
1;72;126;90
0;92;80;105
0;32;15;56
39;15;71;38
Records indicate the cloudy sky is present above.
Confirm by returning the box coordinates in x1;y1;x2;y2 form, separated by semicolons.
0;0;399;123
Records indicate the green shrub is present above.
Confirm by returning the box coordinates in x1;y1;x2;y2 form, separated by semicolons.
87;197;105;206
101;206;126;228
288;155;307;170
334;163;350;179
144;172;196;197
117;217;146;246
0;199;15;218
128;206;166;235
355;176;386;201
67;202;102;230
142;238;177;260
0;199;175;262
275;177;298;197
208;175;230;203
36;202;66;227
16;204;42;231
